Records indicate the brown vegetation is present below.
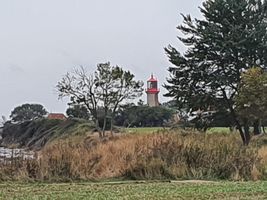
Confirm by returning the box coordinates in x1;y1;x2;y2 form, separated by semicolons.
0;131;266;182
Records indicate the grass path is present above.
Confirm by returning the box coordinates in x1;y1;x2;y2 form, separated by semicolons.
0;181;266;199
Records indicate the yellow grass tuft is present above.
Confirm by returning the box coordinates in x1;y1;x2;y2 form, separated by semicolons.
0;131;266;181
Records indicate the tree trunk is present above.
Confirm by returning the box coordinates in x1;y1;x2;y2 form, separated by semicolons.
263;126;266;134
102;116;107;137
110;115;114;137
229;106;250;144
253;119;261;135
95;118;102;138
222;89;249;145
243;118;250;144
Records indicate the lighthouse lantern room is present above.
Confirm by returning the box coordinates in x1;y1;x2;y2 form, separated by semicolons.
146;74;160;107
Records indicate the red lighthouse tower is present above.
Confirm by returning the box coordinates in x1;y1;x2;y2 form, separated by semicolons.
146;74;160;107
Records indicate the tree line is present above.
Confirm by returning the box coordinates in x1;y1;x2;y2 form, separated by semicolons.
6;63;173;137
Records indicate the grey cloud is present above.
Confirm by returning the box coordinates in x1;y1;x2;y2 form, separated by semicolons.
8;64;24;73
0;0;204;118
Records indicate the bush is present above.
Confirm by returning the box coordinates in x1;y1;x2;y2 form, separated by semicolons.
124;133;258;180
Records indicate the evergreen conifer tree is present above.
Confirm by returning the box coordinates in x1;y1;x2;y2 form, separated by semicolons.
165;0;267;144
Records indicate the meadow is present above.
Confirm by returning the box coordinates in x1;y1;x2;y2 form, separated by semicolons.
126;127;231;134
0;181;267;199
125;127;167;134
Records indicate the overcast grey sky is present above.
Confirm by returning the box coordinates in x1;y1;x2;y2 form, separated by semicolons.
0;0;203;118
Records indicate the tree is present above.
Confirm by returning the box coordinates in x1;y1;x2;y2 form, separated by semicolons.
0;116;7;127
57;63;143;137
56;67;101;134
94;63;143;134
66;104;90;120
114;104;174;127
164;0;267;145
10;103;48;123
235;67;267;135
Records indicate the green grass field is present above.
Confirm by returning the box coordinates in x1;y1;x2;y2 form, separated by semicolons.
0;181;266;200
125;127;167;134
125;127;231;134
125;127;249;135
207;127;231;134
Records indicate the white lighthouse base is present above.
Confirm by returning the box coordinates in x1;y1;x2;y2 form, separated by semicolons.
147;93;159;107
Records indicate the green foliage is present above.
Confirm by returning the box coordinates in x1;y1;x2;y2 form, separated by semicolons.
164;0;267;144
94;63;144;132
115;105;174;127
96;63;144;108
66;104;90;120
235;67;267;121
126;127;166;134
10;103;47;123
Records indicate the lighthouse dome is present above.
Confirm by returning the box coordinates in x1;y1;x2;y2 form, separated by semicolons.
148;74;157;82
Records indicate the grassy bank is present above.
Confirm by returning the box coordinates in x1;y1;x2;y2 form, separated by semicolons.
1;131;267;181
1;181;267;199
1;119;94;150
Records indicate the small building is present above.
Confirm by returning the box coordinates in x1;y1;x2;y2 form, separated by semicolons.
146;74;160;107
47;113;67;120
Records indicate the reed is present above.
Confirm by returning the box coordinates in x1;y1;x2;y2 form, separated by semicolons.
0;131;265;181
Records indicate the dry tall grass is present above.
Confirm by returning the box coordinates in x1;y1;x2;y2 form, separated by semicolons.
0;131;266;181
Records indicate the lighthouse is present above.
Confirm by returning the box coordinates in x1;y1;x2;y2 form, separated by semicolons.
146;74;160;107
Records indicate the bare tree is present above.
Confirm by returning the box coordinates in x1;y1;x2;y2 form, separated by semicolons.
57;63;143;137
56;67;102;136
